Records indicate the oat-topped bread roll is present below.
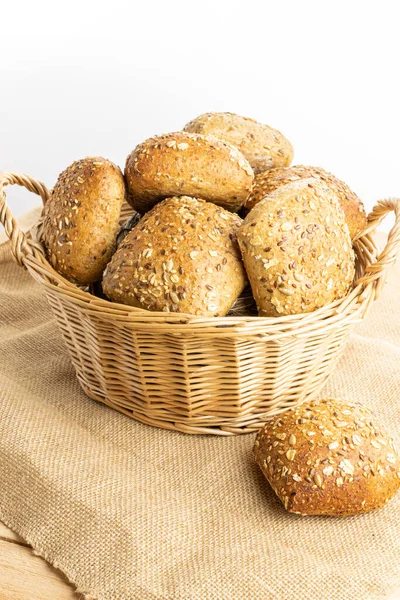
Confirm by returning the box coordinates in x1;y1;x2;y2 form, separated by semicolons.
245;166;367;239
41;157;125;284
237;178;355;316
125;132;253;214
183;112;293;174
102;196;247;316
254;398;400;516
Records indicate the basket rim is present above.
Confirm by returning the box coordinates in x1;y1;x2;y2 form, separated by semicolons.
23;212;375;334
2;170;399;334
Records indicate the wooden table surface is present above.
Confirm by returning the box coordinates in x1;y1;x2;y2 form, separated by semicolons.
0;521;78;599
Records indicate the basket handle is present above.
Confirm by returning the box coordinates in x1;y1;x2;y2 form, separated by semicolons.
354;198;400;299
0;171;50;267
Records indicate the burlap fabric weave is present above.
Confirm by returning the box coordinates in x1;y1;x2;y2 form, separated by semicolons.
0;217;399;600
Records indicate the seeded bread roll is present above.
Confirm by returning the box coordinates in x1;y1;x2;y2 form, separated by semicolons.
183;112;293;174
102;196;247;316
124;132;253;214
253;398;400;516
237;178;355;316
245;166;367;239
41;157;125;284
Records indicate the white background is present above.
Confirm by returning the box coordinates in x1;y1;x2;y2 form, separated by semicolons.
0;0;399;232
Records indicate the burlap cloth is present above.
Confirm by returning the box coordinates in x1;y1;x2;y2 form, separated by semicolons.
0;213;399;600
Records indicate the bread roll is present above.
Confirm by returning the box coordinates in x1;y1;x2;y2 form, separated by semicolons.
245;166;367;239
183;112;293;174
41;157;125;284
124;132;253;214
254;398;400;516
102;196;247;316
237;178;355;316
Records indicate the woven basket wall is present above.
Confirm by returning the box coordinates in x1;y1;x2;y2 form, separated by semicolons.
1;172;399;435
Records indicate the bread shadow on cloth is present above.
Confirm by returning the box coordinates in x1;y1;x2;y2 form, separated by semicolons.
246;448;290;516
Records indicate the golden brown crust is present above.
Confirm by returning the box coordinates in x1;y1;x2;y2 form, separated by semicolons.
124;132;254;214
41;157;125;284
245;166;367;239
183;112;294;174
253;398;400;516
238;178;355;316
102;196;247;316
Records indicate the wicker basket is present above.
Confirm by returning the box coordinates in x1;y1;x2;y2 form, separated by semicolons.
1;172;400;435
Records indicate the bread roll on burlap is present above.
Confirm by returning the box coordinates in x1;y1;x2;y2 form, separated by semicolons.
254;398;400;516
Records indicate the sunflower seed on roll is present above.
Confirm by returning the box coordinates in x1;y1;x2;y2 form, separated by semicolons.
102;196;247;316
254;398;400;516
183;112;293;174
41;157;125;284
124;131;254;214
245;165;367;239
237;178;355;316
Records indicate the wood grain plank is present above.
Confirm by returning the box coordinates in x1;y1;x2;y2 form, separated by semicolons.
0;522;27;546
0;540;79;599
